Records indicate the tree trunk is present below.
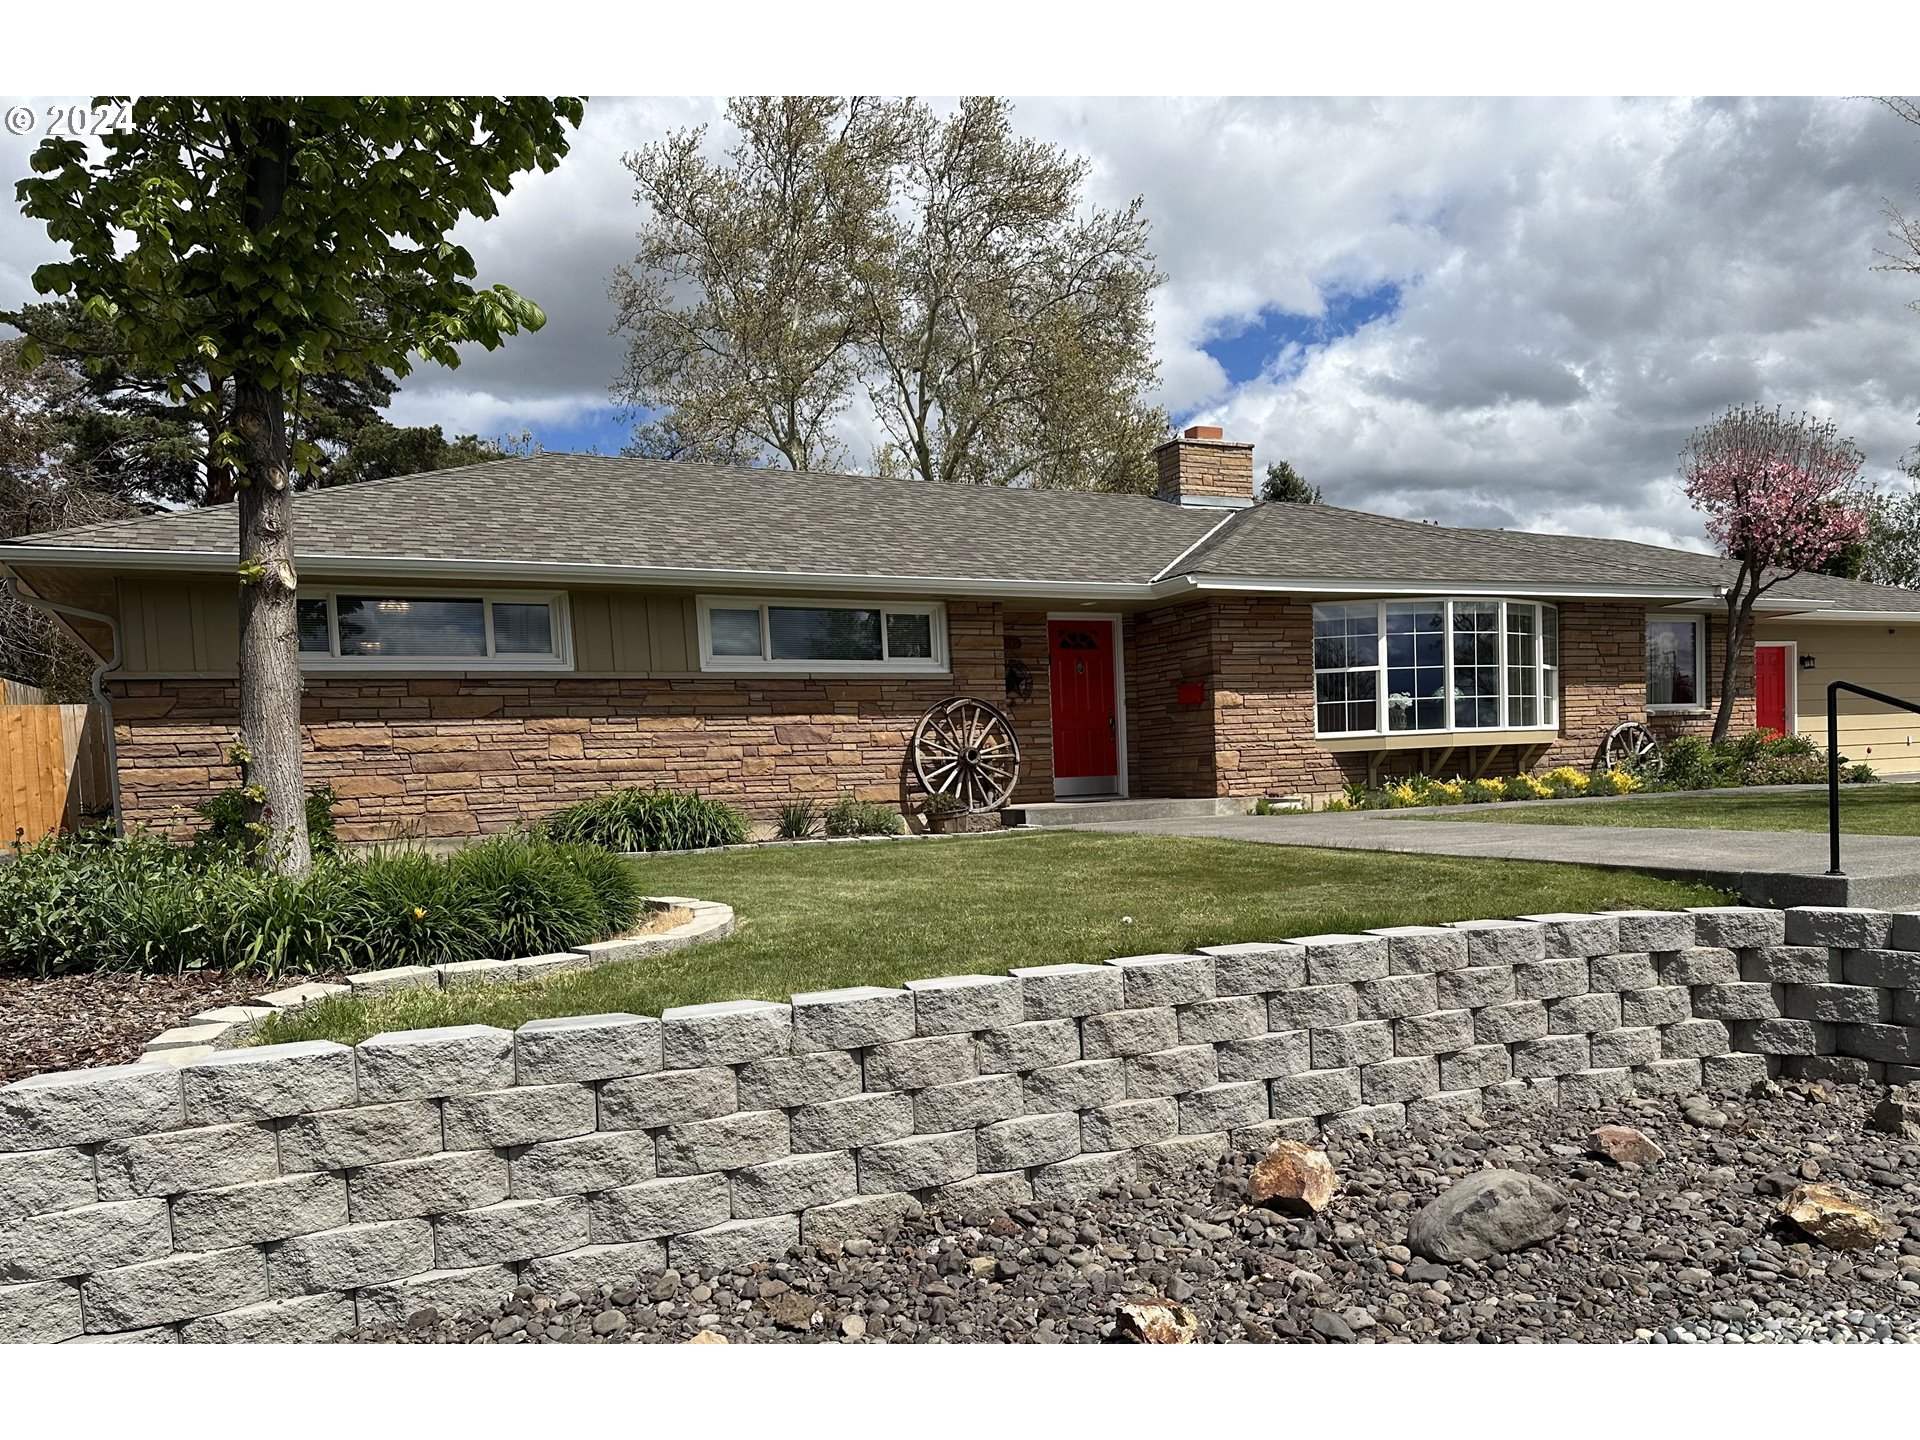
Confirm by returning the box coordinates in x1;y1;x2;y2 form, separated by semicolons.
232;375;310;877
1712;581;1751;744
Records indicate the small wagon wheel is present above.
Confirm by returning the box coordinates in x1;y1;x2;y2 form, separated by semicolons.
1601;721;1660;772
912;697;1022;812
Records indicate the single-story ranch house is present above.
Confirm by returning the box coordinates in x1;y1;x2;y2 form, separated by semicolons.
2;426;1917;840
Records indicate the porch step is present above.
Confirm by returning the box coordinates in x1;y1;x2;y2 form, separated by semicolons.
1004;796;1298;828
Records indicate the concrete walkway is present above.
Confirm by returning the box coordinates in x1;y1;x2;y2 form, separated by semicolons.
1055;810;1920;908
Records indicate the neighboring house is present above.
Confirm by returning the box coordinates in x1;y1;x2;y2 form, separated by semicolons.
2;425;1916;841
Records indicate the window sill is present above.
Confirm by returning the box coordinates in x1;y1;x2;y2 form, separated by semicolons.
1316;728;1560;752
1647;705;1711;716
697;663;951;678
300;659;574;674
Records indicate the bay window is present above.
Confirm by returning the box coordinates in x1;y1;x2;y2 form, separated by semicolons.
1313;598;1559;738
296;589;570;670
1647;616;1705;709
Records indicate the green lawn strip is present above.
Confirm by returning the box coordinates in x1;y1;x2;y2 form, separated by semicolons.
1406;786;1920;834
252;832;1727;1047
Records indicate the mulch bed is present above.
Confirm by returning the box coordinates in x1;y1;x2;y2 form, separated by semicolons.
0;969;292;1083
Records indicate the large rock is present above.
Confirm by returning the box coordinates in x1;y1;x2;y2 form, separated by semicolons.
1408;1169;1568;1261
1114;1298;1198;1344
1247;1140;1338;1216
1587;1124;1664;1167
1868;1092;1920;1142
1778;1183;1890;1251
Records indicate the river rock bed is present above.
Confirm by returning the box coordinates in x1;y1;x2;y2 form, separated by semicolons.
344;1080;1920;1345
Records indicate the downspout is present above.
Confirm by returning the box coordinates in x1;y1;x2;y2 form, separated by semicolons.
1;568;125;832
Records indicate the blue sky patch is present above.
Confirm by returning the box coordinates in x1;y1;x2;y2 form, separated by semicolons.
1199;281;1403;389
522;406;630;456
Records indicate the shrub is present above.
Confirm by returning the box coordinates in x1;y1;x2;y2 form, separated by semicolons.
1505;774;1553;800
1651;734;1719;792
339;847;488;969
1428;779;1466;805
823;793;906;837
1844;762;1878;784
1587;768;1641;797
544;788;749;852
1541;766;1589;799
776;800;820;839
192;784;339;860
1464;778;1506;804
448;835;638;959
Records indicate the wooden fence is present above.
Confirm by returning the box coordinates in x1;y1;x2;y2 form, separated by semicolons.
0;691;112;840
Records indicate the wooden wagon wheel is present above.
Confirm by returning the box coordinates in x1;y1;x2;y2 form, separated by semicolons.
1600;721;1660;772
912;697;1022;812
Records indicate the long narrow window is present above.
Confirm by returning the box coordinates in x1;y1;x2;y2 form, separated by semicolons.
698;596;948;674
297;590;570;670
1647;616;1705;708
1313;599;1560;738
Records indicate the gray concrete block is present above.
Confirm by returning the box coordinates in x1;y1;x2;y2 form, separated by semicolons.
0;1063;181;1152
1022;1058;1124;1113
1438;1045;1512;1091
1784;984;1892;1025
180;1291;356;1344
1661;1018;1732;1059
1741;946;1843;984
1837;1023;1920;1064
589;1174;731;1242
1267;984;1359;1032
1547;991;1622;1034
268;1218;434;1295
926;1171;1033;1218
1512;1034;1590;1078
1198;942;1308;995
1634;1057;1707;1095
789;986;916;1052
1436;965;1518;1011
1449;918;1545;966
1894;912;1920;952
1589;1027;1661;1068
346;966;437;995
1233;1117;1322;1149
509;1131;656;1199
598;1067;737;1132
178;1042;355;1125
1106;953;1215;1007
1367;925;1470;974
1689;905;1787;949
1898;992;1920;1028
1785;906;1894;950
1519;912;1622;958
976;1019;1080;1075
800;1193;922;1246
1558;1067;1634;1108
1407;1089;1485;1130
669;1215;798;1275
1690;982;1785;1021
655;1110;788;1177
0;1277;83;1343
0;1145;96;1220
1295;933;1390;985
1081;1007;1178;1059
1311;1021;1394;1070
80;1246;265;1332
1589;952;1661;991
171;1171;346;1250
1176;995;1265;1045
1483;1077;1561;1113
976;1113;1080;1171
1784;1054;1886;1085
1011;963;1124;1021
862;1034;976;1091
1658;948;1742;986
1125;1044;1219;1099
355;1026;514;1103
790;1092;915;1154
278;1100;441;1174
1392;1008;1476;1057
1700;1052;1774;1092
1137;1132;1231;1183
434;1195;589;1267
521;1241;668;1296
349;1150;508;1223
1323;1102;1407;1137
1620;986;1692;1028
1178;1081;1268;1133
1607;910;1699;953
858;1131;976;1193
1842;948;1920;988
353;1263;516;1328
1269;1068;1361;1119
660;999;791;1068
1032;1150;1136;1204
514;1013;661;1084
731;1152;860;1220
0;1198;171;1282
1361;1055;1440;1105
1514;959;1590;1000
1216;1029;1311;1083
442;1084;595;1151
1727;1018;1832;1056
96;1123;276;1202
913;1074;1023;1132
906;974;1021;1035
1356;973;1439;1022
1474;1000;1549;1046
1081;1097;1179;1151
736;1051;861;1111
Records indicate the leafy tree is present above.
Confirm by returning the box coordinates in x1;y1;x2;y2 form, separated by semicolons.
614;96;1166;491
321;421;521;487
1858;485;1920;589
18;97;580;875
1680;404;1870;741
1261;460;1322;504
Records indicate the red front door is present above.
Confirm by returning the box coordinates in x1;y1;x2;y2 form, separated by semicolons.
1756;645;1790;735
1049;619;1118;787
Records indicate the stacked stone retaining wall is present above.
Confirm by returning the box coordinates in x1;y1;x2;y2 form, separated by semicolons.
3;903;1917;1343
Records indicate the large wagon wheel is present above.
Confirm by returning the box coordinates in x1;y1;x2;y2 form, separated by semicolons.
912;697;1022;812
1600;721;1660;772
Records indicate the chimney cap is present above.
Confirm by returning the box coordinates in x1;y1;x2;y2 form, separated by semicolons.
1182;424;1224;441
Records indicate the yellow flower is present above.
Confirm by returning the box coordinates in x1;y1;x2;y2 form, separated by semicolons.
412;906;427;920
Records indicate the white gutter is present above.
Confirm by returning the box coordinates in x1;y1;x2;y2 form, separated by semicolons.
1765;608;1920;623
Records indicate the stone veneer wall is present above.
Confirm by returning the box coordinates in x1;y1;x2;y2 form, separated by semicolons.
4;903;1916;1344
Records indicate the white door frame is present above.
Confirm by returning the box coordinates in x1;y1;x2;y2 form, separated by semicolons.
1046;611;1129;799
1756;640;1797;734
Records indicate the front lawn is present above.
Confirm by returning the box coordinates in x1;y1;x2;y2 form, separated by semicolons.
1414;785;1920;835
254;831;1727;1046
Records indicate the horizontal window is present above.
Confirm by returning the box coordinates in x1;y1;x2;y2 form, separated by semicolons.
297;590;570;670
1314;598;1559;738
697;596;948;673
1647;616;1704;708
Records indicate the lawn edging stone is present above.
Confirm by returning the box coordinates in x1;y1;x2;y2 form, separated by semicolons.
4;901;1919;1343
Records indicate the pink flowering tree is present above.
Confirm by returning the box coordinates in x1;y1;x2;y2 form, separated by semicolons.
1682;404;1869;740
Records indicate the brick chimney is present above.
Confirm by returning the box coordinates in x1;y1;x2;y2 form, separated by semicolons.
1152;425;1255;508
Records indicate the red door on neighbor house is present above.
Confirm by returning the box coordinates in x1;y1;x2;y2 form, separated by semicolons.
1049;619;1119;795
1756;644;1792;735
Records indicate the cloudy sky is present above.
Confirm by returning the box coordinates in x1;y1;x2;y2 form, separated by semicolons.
4;95;1919;550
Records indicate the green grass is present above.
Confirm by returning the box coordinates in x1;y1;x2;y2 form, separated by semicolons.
1413;785;1920;834
253;831;1728;1047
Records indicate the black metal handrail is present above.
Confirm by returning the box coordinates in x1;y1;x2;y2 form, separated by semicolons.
1827;680;1920;875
